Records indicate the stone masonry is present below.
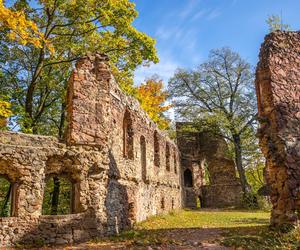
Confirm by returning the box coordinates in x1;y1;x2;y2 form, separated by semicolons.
256;31;300;227
176;123;243;208
0;54;181;247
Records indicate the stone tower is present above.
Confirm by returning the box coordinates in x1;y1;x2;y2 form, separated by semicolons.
256;31;300;227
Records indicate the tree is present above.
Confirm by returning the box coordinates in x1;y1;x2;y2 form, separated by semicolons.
0;0;158;136
0;98;12;129
136;77;171;130
0;0;43;47
266;14;291;32
168;48;257;193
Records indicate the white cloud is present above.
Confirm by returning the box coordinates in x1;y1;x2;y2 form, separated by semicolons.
155;25;185;41
191;9;207;21
179;0;201;19
134;54;180;86
206;9;221;20
136;0;224;87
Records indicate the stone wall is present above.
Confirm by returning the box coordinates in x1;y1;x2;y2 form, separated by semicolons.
176;123;242;208
0;54;181;247
256;31;300;227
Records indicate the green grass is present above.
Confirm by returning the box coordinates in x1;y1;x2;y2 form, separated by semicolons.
222;226;300;250
136;208;270;230
90;209;300;250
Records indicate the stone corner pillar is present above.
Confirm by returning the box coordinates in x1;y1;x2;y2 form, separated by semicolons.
255;31;300;227
66;53;112;147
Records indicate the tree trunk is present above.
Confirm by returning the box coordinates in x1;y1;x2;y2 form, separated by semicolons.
51;177;60;215
233;134;250;193
58;101;66;140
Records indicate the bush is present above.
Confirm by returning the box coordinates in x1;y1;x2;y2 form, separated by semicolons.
241;192;259;209
257;196;272;211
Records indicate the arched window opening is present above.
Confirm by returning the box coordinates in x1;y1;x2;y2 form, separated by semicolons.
42;175;75;215
154;131;160;167
0;176;16;217
140;136;147;182
203;161;211;185
184;169;193;187
166;143;170;171
174;152;177;174
123;110;134;159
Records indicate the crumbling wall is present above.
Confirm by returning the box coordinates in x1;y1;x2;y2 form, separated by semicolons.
0;132;107;245
256;31;300;227
0;54;181;247
176;123;242;208
67;53;182;223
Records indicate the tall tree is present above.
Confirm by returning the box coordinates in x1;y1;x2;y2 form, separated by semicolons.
168;48;257;193
0;0;158;136
136;77;171;130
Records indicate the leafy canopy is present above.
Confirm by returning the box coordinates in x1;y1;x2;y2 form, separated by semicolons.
168;47;258;192
0;0;158;135
0;99;12;129
168;47;256;140
0;0;43;47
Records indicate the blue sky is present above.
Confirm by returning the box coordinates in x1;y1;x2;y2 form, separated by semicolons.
133;0;300;84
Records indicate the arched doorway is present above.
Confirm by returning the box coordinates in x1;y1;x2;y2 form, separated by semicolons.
184;169;193;187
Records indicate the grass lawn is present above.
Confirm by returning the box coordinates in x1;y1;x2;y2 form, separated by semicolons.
98;209;300;250
136;209;270;230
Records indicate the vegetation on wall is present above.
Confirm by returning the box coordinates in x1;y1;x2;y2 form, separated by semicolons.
266;14;291;32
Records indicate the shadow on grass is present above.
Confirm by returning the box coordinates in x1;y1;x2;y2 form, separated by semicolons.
221;225;300;250
32;214;299;250
90;225;271;249
93;223;300;250
231;217;270;225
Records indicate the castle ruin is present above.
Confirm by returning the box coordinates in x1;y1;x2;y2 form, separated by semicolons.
0;54;182;246
176;123;243;208
256;31;300;227
3;31;298;245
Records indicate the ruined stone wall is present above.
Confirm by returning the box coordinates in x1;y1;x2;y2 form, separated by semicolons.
176;123;242;208
0;132;107;245
256;31;300;227
0;54;181;247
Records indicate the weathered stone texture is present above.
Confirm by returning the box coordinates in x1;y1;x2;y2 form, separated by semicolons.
176;123;243;208
0;54;181;247
256;31;300;227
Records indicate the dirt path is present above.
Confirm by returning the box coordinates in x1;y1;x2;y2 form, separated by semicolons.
53;228;230;250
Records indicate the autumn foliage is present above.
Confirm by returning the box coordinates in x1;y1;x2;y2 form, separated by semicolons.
136;78;171;130
0;0;158;135
0;99;12;129
0;0;43;47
